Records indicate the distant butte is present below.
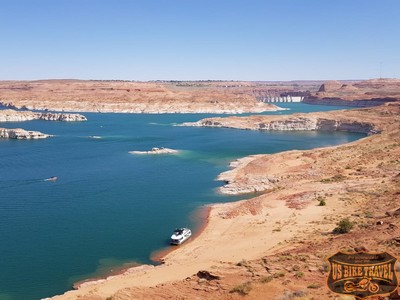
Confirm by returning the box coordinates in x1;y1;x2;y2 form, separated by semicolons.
303;78;400;106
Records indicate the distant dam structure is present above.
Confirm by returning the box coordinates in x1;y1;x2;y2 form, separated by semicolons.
253;90;309;103
257;95;304;103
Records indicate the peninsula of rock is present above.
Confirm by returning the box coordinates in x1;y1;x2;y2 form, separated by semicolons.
0;109;87;122
0;127;52;139
182;110;378;134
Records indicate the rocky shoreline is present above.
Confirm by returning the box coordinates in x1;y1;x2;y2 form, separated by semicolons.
0;127;52;139
181;112;378;134
49;102;400;300
0;109;86;140
6;79;394;299
182;105;400;195
302;96;398;107
4;78;396;299
0;109;87;122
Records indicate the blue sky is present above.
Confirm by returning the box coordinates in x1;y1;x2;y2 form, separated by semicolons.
0;0;399;81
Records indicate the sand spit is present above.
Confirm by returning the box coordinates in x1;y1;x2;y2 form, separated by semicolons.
49;103;400;299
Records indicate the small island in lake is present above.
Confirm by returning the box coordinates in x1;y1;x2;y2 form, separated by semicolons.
129;147;179;155
0;127;52;139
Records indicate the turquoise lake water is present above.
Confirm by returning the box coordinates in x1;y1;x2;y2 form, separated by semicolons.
0;104;364;300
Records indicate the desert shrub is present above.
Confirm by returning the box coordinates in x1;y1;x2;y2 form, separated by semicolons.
260;275;273;283
364;211;373;218
292;264;301;271
320;174;347;183
295;271;304;278
274;270;286;278
230;281;252;295
276;290;307;300
333;218;354;234
307;283;321;289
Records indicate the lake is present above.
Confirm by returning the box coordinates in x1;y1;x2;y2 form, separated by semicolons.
0;103;363;300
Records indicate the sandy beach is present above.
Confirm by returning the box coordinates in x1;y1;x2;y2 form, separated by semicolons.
50;189;344;299
47;103;400;299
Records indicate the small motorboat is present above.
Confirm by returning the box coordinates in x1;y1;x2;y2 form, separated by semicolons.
170;228;191;245
44;176;58;182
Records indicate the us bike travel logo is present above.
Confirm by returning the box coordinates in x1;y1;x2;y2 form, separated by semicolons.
327;251;398;299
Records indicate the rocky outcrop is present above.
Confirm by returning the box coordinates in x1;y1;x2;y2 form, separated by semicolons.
0;109;87;122
0;128;52;139
318;80;343;92
217;156;281;195
183;115;376;134
304;78;400;107
129;147;179;155
37;112;87;121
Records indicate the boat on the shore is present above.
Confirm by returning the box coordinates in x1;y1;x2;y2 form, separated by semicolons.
170;228;191;245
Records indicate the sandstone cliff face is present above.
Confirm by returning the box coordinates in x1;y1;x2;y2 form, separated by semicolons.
184;115;376;134
37;112;87;121
0;109;87;122
304;78;400;106
0;80;281;114
0;128;51;139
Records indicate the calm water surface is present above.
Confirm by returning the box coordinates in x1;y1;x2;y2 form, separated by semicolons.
0;104;362;299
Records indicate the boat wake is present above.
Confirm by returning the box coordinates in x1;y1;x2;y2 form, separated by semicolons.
0;177;57;189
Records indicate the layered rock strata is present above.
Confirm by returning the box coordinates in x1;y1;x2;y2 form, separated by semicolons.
303;97;397;107
0;109;87;122
303;78;400;106
182;113;376;134
0;80;282;114
0;128;51;139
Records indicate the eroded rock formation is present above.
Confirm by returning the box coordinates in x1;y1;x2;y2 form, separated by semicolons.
0;128;52;139
182;112;378;134
304;78;400;106
0;109;87;122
